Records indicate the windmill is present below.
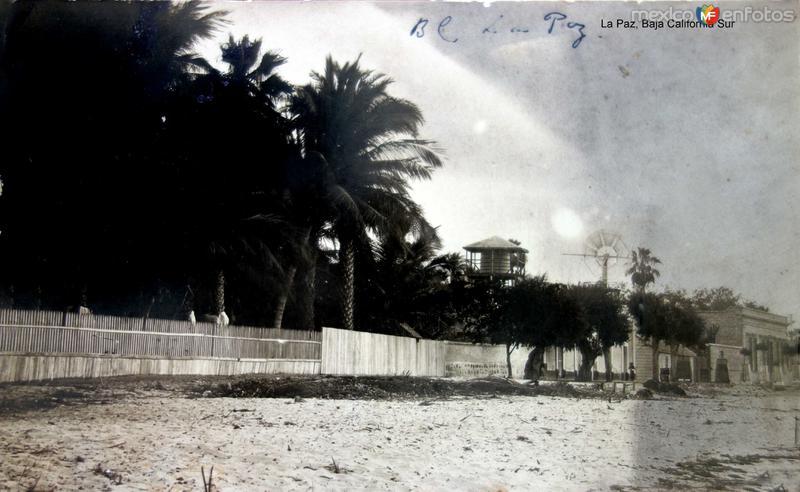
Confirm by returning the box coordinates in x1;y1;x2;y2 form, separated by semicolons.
563;229;629;286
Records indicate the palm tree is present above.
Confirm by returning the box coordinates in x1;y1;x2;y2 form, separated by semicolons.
290;56;443;330
626;247;663;378
626;247;662;293
367;224;440;331
165;34;297;325
216;35;293;106
211;35;296;327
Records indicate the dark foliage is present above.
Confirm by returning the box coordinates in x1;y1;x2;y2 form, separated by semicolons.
466;276;585;378
628;291;706;379
566;284;630;380
0;1;228;315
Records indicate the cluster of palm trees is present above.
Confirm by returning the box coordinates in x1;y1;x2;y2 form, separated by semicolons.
0;2;753;357
0;1;448;331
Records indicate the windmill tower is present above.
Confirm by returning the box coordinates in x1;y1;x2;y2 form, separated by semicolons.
563;229;634;380
563;229;628;286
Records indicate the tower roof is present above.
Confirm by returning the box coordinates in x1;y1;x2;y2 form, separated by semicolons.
463;236;528;252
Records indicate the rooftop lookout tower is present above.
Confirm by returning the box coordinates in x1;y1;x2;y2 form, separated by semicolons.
463;236;528;283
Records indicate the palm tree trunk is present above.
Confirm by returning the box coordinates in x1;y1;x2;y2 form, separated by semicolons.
214;269;225;316
297;255;317;330
273;265;297;329
272;226;317;330
651;338;660;380
295;226;317;330
341;240;355;331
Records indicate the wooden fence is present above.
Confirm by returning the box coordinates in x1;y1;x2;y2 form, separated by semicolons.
1;310;547;382
320;327;538;378
0;309;321;382
321;327;446;377
0;309;320;360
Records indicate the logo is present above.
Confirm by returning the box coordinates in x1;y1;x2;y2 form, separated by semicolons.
696;5;721;25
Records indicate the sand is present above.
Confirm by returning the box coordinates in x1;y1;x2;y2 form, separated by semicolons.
0;380;798;491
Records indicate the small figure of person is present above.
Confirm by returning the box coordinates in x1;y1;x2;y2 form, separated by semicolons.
628;363;636;381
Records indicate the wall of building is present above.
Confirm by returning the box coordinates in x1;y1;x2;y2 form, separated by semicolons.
741;308;792;338
700;307;794;384
698;310;743;346
443;342;518;378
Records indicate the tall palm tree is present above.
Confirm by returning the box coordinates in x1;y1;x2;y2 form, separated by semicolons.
216;35;293;106
291;56;443;330
207;36;294;325
162;33;297;325
626;247;663;377
626;247;662;293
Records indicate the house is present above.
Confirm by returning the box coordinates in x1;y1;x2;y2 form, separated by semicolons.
540;325;698;383
697;307;796;384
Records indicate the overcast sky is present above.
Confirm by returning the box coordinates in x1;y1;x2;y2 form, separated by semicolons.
198;1;799;318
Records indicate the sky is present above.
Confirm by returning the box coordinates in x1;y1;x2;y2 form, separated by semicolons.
197;1;799;318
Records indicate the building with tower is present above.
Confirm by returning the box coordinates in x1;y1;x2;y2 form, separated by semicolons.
463;236;527;285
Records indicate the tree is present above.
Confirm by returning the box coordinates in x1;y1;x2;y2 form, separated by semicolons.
690;286;769;313
626;247;661;293
691;287;740;311
212;35;297;327
468;277;545;378
0;1;226;314
567;284;630;381
290;56;442;330
522;281;584;381
359;225;442;334
661;290;707;376
161;31;299;325
628;292;669;379
468;276;583;380
628;291;706;379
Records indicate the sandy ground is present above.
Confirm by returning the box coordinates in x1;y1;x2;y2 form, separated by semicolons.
0;378;798;491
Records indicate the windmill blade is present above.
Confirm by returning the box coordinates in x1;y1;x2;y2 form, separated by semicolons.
567;229;628;283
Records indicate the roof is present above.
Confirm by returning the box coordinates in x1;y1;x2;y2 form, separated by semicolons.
463;236;528;252
697;306;792;326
